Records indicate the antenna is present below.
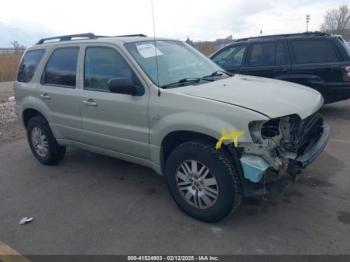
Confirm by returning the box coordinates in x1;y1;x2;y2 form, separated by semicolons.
151;0;161;96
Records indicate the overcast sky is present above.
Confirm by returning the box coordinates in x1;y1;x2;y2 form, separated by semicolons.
0;0;349;46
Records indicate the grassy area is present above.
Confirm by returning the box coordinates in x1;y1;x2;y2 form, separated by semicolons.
0;53;22;82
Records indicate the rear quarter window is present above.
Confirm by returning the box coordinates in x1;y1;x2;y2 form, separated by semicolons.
17;49;45;83
290;39;340;64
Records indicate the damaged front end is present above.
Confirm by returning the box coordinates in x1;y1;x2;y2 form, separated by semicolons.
238;112;330;196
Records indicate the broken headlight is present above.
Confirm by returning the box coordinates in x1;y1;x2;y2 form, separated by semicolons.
248;120;266;144
261;118;280;138
249;115;300;144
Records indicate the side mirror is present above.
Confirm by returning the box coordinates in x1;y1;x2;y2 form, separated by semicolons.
108;78;138;95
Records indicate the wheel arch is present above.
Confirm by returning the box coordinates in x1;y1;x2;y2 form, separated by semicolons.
22;108;46;128
160;130;242;175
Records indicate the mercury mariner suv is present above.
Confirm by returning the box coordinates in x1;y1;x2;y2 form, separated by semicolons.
15;33;330;222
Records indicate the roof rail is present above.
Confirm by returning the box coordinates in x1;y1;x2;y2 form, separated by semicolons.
114;34;147;37
234;31;330;43
36;33;98;44
36;33;147;45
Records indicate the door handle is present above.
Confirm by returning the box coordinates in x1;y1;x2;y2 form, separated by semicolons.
40;93;51;100
83;99;98;107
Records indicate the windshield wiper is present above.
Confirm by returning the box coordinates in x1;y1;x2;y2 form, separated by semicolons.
201;70;232;79
161;78;203;89
161;71;231;89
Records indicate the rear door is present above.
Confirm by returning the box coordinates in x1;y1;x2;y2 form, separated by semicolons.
39;46;82;141
239;41;291;79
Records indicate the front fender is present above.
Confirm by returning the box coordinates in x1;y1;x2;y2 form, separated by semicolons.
150;112;254;147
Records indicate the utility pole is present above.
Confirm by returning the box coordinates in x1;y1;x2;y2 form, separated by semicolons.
306;14;310;32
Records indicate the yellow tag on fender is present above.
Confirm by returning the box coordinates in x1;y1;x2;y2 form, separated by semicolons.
216;128;246;149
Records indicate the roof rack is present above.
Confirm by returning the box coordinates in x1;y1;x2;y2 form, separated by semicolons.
234;31;330;43
114;34;147;37
36;33;147;45
36;33;98;44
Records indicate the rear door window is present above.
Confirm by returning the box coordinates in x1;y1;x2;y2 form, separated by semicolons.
17;49;45;83
290;39;340;64
42;47;79;87
247;42;275;66
275;42;288;65
212;45;246;67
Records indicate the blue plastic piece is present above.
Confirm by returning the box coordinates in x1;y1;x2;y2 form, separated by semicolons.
240;155;270;183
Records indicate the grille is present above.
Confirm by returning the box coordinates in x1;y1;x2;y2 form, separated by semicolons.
293;112;324;155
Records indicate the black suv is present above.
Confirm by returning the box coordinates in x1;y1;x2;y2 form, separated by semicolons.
210;32;350;103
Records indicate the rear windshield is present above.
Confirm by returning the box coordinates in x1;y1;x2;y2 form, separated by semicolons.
343;41;350;58
17;49;45;82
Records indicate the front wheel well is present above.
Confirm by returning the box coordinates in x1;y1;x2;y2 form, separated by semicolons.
22;109;45;128
160;131;221;172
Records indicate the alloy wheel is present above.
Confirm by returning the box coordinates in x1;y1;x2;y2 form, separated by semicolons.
176;160;219;209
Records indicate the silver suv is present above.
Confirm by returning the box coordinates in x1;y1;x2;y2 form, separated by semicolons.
15;33;330;222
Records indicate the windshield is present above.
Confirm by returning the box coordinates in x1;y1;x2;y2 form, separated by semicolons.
125;40;224;87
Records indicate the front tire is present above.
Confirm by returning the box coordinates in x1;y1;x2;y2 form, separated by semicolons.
27;115;66;165
165;140;242;222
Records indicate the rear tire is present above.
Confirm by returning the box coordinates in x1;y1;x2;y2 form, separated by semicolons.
165;140;242;222
27;115;66;165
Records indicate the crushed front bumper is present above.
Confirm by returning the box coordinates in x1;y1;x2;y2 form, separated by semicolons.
287;123;331;177
238;123;331;197
295;124;331;168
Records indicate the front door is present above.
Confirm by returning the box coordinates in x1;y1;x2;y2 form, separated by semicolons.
211;44;247;74
78;46;150;159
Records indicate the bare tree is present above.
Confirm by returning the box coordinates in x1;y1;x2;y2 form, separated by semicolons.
321;5;350;35
11;40;26;54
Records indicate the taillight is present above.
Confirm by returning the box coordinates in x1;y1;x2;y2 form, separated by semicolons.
344;66;350;81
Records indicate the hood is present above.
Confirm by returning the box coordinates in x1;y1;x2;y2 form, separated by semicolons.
174;74;323;119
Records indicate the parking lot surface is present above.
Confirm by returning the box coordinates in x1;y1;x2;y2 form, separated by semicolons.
0;83;349;255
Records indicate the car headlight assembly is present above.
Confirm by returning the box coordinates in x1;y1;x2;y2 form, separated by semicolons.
249;115;300;144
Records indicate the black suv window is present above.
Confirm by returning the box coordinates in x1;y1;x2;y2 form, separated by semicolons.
84;47;134;91
17;49;45;83
42;47;79;87
248;42;275;66
212;45;246;67
275;43;287;65
290;39;340;64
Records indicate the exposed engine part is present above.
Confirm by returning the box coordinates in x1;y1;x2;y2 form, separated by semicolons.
261;118;280;138
247;112;324;173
